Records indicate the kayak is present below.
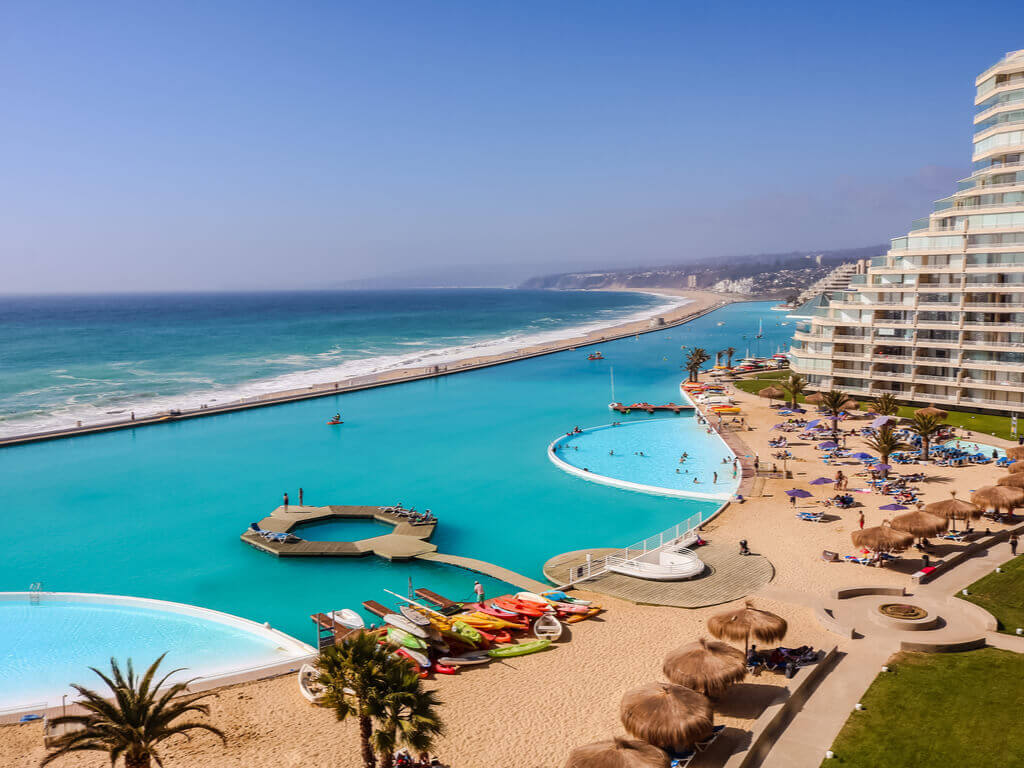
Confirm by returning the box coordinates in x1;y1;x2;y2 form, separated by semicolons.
395;646;431;669
462;611;527;630
492;596;549;617
326;420;344;425
399;605;431;627
434;662;458;675
450;620;482;644
565;607;603;624
438;651;492;667
540;591;591;605
475;602;522;619
386;627;428;651
487;640;551;658
533;614;563;642
383;613;428;639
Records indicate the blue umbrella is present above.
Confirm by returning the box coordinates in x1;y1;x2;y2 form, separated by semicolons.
879;503;908;511
872;463;891;471
871;415;895;428
808;477;833;485
819;441;838;449
786;489;813;498
806;419;821;428
853;452;874;460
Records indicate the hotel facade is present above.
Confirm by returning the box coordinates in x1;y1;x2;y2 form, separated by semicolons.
788;49;1024;414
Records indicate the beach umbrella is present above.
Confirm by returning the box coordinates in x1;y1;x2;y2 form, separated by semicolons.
806;419;822;428
872;463;891;472
759;385;784;401
808;477;833;485
804;392;824;405
564;738;670;768
914;404;948;420
924;492;981;532
707;600;787;654
786;489;812;498
971;485;1024;513
619;682;713;754
819;441;838;450
871;415;896;428
891;509;948;539
852;452;875;460
662;638;746;698
851;521;914;553
996;473;1024;489
879;503;908;511
1007;446;1024;461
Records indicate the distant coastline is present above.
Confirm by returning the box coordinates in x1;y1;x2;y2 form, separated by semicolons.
0;289;733;448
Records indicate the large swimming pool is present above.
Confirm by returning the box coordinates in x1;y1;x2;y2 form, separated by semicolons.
0;302;787;647
550;419;741;500
0;593;312;711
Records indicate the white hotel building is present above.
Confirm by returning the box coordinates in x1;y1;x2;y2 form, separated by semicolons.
789;49;1024;414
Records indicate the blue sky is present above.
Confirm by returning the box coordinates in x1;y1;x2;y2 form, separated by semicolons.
1;1;1021;291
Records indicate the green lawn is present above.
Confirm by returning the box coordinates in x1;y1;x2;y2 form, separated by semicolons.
823;649;1024;767
730;373;1018;439
959;553;1024;634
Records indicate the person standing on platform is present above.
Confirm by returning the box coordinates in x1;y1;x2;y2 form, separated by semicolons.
283;492;289;510
299;487;304;506
473;580;485;602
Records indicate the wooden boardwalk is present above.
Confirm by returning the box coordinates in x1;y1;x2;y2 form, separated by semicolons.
542;539;774;608
416;552;551;592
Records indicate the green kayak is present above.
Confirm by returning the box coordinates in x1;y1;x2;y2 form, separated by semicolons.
450;620;482;644
487;639;551;658
387;627;428;651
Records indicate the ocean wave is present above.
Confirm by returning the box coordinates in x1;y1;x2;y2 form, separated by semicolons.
0;292;689;438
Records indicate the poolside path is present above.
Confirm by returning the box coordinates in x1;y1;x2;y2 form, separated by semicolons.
542;539;774;607
415;552;551;593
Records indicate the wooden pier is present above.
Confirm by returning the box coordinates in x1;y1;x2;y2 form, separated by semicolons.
609;401;693;414
241;505;437;561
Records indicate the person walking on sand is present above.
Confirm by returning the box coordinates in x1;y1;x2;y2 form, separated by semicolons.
858;511;865;530
473;580;485;602
298;487;304;506
713;471;718;484
1011;533;1019;556
283;492;289;510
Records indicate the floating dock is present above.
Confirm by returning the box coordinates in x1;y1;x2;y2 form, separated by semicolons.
609;401;693;414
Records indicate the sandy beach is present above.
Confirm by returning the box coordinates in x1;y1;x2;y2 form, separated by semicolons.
0;289;731;448
6;365;1019;767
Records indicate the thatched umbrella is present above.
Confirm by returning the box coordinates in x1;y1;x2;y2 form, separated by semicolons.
914;404;948;420
759;385;784;402
804;392;824;405
662;638;746;698
619;682;713;754
842;399;859;411
924;491;981;533
1006;461;1024;474
996;473;1024;489
564;738;670;768
851;520;914;553
707;601;787;654
1007;446;1024;461
890;509;948;540
971;485;1024;512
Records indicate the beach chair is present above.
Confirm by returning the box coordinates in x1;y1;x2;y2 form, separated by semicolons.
695;725;726;752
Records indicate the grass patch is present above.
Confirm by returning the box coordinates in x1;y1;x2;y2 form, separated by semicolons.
730;373;1017;439
958;553;1024;634
824;648;1024;767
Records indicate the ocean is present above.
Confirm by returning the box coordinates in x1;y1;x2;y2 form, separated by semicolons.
0;289;677;437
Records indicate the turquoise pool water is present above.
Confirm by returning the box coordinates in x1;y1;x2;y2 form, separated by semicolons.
0;595;310;710
551;418;741;499
939;439;1005;458
290;518;395;539
0;302;788;643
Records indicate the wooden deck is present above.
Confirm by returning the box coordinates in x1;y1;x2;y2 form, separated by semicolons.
415;552;551;592
542;538;774;608
241;504;437;560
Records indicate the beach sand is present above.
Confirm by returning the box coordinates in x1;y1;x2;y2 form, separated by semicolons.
5;358;1018;767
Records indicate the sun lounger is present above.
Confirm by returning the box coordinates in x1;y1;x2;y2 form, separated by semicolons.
695;725;726;752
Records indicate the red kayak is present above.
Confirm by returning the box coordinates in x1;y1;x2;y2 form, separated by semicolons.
492;596;549;618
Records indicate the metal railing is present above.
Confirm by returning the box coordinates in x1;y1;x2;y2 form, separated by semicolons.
563;512;704;585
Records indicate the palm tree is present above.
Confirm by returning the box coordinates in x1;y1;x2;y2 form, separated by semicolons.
41;655;224;768
865;423;911;466
685;347;711;382
781;373;806;409
909;412;944;461
317;632;394;768
820;389;850;439
368;659;445;768
725;347;737;368
870;392;900;416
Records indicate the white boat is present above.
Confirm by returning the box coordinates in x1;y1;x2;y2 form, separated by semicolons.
298;663;324;704
330;609;364;630
716;321;725;326
605;545;705;581
384;613;429;638
755;319;763;339
532;613;564;641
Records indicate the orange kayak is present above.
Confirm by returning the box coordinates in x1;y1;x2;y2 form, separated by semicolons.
492;596;549;617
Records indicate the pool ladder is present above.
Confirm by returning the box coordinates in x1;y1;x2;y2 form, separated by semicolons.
29;582;44;605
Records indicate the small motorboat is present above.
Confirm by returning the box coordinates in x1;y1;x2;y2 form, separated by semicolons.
384;613;429;639
532;614;563;642
298;663;324;704
587;352;604;360
330;609;364;630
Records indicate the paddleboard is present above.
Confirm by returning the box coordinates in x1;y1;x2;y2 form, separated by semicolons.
400;605;431;627
383;613;428;638
438;651;492;666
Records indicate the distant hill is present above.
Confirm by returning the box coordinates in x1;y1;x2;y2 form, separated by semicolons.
519;245;886;298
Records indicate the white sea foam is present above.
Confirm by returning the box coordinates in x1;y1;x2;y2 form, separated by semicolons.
0;293;690;438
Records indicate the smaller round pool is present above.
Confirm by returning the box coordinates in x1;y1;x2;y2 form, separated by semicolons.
939;439;1005;458
291;518;394;540
0;593;313;714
